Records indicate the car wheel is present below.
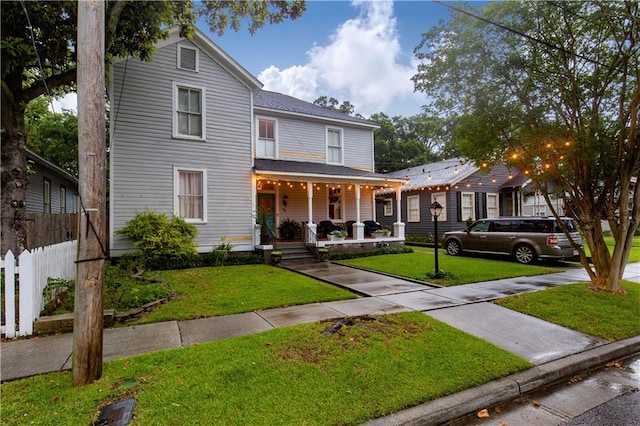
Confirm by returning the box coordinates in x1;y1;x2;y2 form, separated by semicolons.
445;239;461;256
513;244;536;264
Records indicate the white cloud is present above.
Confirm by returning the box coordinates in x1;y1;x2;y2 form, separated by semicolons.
258;0;421;117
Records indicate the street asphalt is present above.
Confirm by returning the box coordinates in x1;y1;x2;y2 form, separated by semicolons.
1;259;639;425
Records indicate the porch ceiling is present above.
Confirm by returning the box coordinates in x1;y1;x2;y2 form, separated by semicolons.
254;159;406;186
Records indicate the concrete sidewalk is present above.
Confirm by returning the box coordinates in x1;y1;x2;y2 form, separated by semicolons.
1;261;639;423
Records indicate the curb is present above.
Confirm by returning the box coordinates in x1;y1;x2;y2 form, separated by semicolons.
361;335;640;426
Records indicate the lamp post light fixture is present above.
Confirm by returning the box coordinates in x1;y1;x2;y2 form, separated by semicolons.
429;201;443;278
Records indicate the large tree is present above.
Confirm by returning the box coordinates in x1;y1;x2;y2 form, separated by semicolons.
1;0;305;256
370;112;444;173
413;1;639;293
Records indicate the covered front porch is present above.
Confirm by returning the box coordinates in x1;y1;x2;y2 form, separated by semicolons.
253;159;406;250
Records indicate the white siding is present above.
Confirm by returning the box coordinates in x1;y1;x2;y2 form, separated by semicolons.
110;40;254;254
266;115;375;171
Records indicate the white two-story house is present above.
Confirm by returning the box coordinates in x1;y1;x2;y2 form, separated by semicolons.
109;27;405;257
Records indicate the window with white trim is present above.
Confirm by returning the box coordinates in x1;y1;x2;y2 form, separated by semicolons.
432;192;448;221
461;192;475;222
407;195;420;222
256;118;277;158
173;82;206;140
486;193;499;218
177;45;199;71
383;198;393;216
326;127;343;164
43;178;51;213
60;186;67;213
174;167;207;223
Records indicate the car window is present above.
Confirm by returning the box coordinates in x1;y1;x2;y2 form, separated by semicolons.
493;221;515;232
532;221;553;233
469;221;489;232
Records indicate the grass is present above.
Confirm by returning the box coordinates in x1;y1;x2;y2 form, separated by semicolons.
495;281;640;341
337;248;562;286
598;235;640;263
0;312;532;425
130;265;356;324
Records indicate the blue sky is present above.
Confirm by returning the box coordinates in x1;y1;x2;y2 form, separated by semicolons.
54;1;485;118
203;0;455;117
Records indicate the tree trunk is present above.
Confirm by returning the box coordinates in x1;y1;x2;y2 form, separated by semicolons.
582;220;627;294
1;86;28;256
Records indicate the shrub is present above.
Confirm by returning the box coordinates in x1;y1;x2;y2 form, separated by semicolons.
329;246;413;260
116;210;199;270
278;218;301;240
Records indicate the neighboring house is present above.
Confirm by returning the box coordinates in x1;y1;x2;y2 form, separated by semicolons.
27;149;78;214
375;158;566;237
109;27;405;257
25;149;78;248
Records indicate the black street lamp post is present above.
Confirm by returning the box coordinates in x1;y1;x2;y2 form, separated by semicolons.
429;201;443;278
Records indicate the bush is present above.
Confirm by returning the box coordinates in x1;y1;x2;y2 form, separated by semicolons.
116;210;199;270
278;218;301;240
329;246;413;260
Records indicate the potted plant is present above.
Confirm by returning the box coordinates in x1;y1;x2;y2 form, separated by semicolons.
270;250;282;265
316;248;329;262
278;218;300;240
328;230;347;241
372;228;391;238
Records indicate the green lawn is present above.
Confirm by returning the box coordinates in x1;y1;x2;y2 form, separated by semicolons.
337;248;562;286
599;235;640;263
495;280;640;341
1;312;531;425
133;265;357;324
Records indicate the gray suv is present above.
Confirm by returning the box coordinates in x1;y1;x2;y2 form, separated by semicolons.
443;217;581;264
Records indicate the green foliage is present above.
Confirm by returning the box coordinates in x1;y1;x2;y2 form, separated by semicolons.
41;262;173;314
42;277;75;314
116;210;198;270
277;218;300;239
25;97;79;177
370;112;444;173
406;234;434;244
328;246;413;260
412;1;640;289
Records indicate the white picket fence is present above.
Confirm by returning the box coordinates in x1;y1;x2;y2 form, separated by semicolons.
1;240;77;338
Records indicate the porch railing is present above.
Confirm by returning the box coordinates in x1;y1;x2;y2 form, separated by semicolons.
305;223;317;247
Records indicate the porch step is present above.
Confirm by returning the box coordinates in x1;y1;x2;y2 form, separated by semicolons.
277;241;316;261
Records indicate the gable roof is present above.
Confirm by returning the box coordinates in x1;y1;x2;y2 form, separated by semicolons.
27;149;78;188
381;158;479;193
254;91;379;129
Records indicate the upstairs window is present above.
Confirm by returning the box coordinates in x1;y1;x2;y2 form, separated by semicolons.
177;45;198;71
174;167;207;223
173;83;206;140
326;127;343;164
256;118;277;158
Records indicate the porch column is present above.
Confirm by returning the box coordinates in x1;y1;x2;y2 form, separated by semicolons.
394;183;405;239
306;181;317;244
353;184;365;239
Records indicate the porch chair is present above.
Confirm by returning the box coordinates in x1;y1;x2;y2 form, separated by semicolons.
318;220;342;238
363;220;382;236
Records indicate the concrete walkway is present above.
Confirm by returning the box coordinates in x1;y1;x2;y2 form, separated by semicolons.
2;260;639;423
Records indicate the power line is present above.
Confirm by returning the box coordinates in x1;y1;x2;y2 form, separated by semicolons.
432;0;609;69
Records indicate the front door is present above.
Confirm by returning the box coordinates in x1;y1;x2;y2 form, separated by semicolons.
257;193;276;233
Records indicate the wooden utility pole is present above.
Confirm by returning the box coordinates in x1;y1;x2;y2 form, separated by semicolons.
73;0;106;386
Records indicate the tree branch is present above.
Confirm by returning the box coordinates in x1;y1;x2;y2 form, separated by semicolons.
22;69;77;103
